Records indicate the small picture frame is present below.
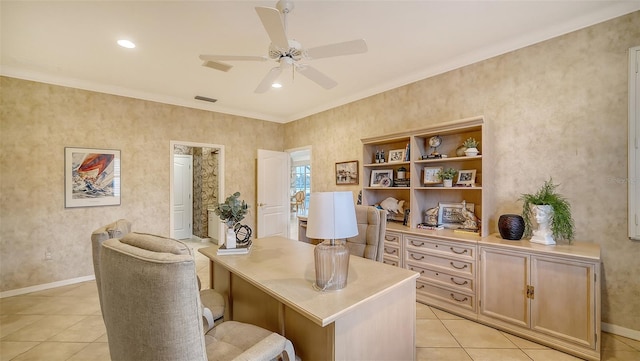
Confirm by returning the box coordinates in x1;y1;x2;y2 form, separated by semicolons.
335;160;359;185
438;202;475;229
457;169;477;186
370;169;393;187
388;149;406;163
423;166;443;185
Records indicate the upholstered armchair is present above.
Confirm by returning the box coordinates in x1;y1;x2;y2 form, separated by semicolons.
99;235;295;361
90;220;225;329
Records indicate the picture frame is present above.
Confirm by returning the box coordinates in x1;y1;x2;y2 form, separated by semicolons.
388;149;406;163
423;166;443;185
65;147;121;208
438;202;475;229
370;169;393;187
335;160;359;185
457;169;477;186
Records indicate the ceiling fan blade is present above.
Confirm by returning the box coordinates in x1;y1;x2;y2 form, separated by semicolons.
297;65;338;90
306;39;368;60
199;55;268;62
255;6;289;50
255;67;283;93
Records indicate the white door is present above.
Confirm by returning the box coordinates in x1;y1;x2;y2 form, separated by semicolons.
173;155;193;239
257;149;290;238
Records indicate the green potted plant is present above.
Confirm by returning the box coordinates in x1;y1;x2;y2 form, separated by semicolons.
519;179;574;244
463;138;480;156
213;192;249;248
437;168;457;187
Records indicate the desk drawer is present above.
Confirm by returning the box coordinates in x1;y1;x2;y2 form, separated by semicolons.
406;263;474;293
406;250;474;276
385;231;402;245
384;244;400;258
383;257;399;267
405;236;475;260
416;280;475;312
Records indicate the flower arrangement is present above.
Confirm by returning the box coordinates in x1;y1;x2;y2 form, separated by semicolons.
437;168;458;180
213;192;249;228
519;179;574;243
463;137;480;149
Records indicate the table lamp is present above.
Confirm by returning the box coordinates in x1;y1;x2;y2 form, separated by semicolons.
306;191;358;291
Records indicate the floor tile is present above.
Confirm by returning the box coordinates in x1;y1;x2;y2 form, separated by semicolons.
416;347;472;361
522;348;585;361
47;315;106;342
465;348;532;361
601;348;640;361
10;341;88;361
0;315;44;338
442;319;517;348
431;307;464;320
501;331;549;349
416;303;437;319
67;342;111;361
602;332;637;351
0;341;39;360
416;319;460;347
611;334;640;351
2;315;86;342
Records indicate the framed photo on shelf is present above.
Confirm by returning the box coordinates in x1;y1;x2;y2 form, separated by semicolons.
335;160;359;185
388;149;406;163
457;169;477;186
438;202;475;229
423;166;443;185
65;147;121;208
370;169;393;187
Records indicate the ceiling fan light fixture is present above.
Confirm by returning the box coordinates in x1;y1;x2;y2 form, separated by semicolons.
117;39;136;49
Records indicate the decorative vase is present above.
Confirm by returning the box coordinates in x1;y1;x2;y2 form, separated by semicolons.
464;147;479;157
530;205;556;245
498;214;525;240
443;179;453;187
225;225;236;249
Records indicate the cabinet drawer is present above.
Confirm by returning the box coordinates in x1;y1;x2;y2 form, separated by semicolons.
416;280;475;311
383;257;399;267
405;236;475;260
406;263;474;292
383;244;400;257
384;231;402;245
406;250;475;276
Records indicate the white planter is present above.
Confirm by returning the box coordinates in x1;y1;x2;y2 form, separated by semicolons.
443;179;453;187
226;226;236;249
530;205;555;245
464;147;479;157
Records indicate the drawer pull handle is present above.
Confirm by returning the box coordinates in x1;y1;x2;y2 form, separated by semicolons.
450;278;468;286
417;284;425;289
411;254;425;260
409;267;425;274
450;247;468;255
385;236;396;242
450;262;468;270
410;241;425;247
384;247;397;255
450;293;468;303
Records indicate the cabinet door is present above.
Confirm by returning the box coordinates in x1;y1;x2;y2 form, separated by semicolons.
530;256;597;349
479;247;529;328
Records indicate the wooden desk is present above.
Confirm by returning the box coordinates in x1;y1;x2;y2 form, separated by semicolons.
199;236;419;361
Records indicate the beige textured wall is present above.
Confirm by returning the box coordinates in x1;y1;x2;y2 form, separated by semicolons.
0;78;283;291
284;12;640;330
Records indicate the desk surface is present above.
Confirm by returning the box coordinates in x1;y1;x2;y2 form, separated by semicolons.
199;236;418;327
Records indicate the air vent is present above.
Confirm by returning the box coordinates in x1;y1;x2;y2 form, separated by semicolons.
194;95;217;103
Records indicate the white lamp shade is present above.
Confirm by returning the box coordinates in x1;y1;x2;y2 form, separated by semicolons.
306;192;358;240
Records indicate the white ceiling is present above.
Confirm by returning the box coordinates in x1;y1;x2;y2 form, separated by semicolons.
2;1;639;123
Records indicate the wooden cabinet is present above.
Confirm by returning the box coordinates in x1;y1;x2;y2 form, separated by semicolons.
361;116;490;236
404;233;478;319
382;229;403;267
478;236;601;361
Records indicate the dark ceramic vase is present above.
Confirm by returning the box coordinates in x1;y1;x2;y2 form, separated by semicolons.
498;214;525;240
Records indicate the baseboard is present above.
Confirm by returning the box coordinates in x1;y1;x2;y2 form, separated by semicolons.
0;275;96;299
602;322;640;341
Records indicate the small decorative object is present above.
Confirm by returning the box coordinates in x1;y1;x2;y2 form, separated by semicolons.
397;166;407;179
380;197;405;215
426;135;443;158
306;192;358;291
65;147;121;208
423;166;443;185
370;169;393;187
519;178;575;244
437;168;457;187
456;169;477;186
438;202;475;229
459;201;479;231
335;160;359;185
388;149;406;163
456;145;467;157
234;223;253;245
463;138;480;156
213;192;249;249
423;207;439;226
498;214;525;240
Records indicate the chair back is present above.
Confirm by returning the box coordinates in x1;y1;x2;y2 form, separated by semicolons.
343;205;387;261
99;235;207;361
294;191;305;203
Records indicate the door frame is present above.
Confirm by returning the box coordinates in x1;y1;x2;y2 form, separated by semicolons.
169;140;225;240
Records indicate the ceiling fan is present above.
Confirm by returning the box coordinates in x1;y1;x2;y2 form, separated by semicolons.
199;0;368;93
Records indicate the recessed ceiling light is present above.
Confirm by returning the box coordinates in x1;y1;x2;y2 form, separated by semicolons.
117;39;136;49
271;83;282;89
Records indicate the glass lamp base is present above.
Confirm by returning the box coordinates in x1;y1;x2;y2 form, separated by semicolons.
314;239;350;291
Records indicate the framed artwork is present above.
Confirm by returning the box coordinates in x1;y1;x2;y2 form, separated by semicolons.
370;169;393;187
335;160;359;185
65;147;121;208
457;169;477;186
423;166;443;185
438;202;475;229
388;149;406;163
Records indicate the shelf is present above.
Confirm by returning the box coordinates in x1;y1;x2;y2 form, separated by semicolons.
415;155;481;164
415;186;482;190
363;162;410;168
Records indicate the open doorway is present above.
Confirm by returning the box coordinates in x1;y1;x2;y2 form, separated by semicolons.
170;141;225;243
288;146;311;240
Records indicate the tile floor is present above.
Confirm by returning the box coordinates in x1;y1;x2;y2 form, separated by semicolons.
1;240;639;361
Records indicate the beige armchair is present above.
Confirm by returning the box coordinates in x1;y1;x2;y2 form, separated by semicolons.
99;235;295;361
